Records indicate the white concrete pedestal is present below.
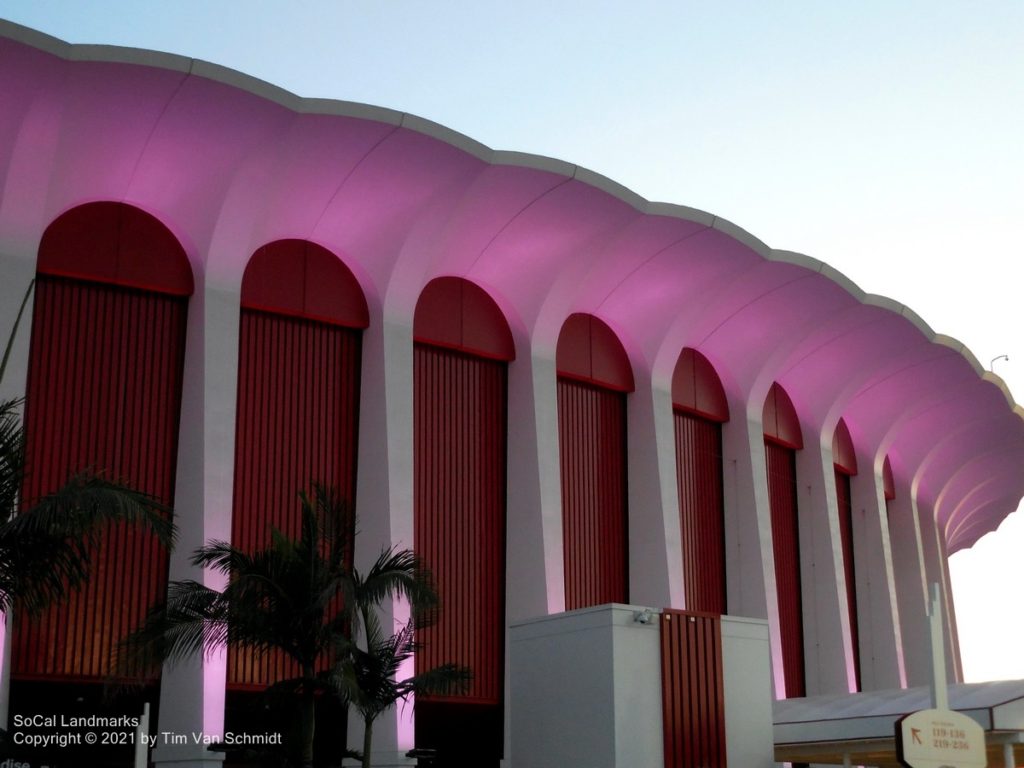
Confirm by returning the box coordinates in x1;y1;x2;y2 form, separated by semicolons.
509;604;773;768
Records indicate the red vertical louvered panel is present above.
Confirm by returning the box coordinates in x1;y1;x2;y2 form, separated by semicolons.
558;378;628;610
765;441;805;698
674;411;726;614
660;609;726;768
413;344;506;705
834;469;860;690
228;309;362;688
14;276;186;681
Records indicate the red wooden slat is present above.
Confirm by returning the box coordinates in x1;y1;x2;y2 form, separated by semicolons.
835;469;861;690
558;378;628;610
414;344;506;705
674;411;726;614
228;309;362;688
14;276;186;681
660;609;726;768
765;441;805;698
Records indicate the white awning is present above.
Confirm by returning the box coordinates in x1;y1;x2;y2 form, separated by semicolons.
774;680;1024;767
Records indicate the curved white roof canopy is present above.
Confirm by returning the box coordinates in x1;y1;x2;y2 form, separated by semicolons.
1;20;1021;552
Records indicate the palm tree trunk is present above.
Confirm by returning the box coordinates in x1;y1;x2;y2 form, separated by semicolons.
361;716;374;768
300;665;316;767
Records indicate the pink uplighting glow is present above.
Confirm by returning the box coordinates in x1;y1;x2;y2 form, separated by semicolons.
2;22;1016;552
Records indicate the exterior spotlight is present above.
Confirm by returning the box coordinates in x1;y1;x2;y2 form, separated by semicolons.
633;608;656;624
990;354;1009;372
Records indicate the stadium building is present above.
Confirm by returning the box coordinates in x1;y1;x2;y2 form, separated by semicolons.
1;19;1024;768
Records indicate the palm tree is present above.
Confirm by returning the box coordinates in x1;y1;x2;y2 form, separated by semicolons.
125;485;440;768
0;280;174;615
332;613;469;768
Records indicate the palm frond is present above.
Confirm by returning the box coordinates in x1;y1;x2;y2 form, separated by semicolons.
339;619;471;725
11;472;174;543
0;468;174;613
0;399;25;519
399;662;472;701
120;580;228;672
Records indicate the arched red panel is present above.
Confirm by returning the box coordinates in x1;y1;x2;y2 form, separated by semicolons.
414;286;508;762
16;204;190;681
763;383;804;697
556;313;634;392
672;348;729;422
762;383;802;449
832;418;860;690
38;201;193;296
230;242;366;688
833;418;858;475
834;469;860;691
883;455;896;500
414;276;515;361
242;239;369;328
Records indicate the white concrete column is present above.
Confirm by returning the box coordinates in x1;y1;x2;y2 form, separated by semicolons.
888;493;930;686
940;542;964;683
152;283;238;768
627;372;684;610
506;350;564;622
720;409;782;695
503;348;566;768
348;316;416;766
794;436;853;695
0;247;36;728
849;452;905;689
721;617;774;767
916;506;960;684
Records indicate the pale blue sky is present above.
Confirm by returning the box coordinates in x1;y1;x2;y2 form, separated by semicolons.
2;0;1022;681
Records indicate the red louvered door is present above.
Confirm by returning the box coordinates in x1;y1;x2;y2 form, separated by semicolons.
15;277;186;681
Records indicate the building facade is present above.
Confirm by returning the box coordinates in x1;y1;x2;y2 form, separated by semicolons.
1;20;1023;768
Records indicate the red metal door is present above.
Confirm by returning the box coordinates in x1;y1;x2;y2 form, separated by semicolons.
674;412;726;614
558;378;628;610
835;469;860;690
765;441;805;698
414;344;506;705
661;609;726;768
14;277;187;681
228;309;362;687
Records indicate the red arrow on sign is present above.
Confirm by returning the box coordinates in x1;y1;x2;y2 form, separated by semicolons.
911;728;922;745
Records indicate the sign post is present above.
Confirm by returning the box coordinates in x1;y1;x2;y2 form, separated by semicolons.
896;584;987;768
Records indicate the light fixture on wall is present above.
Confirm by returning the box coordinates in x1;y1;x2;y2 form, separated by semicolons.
633;608;656;624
